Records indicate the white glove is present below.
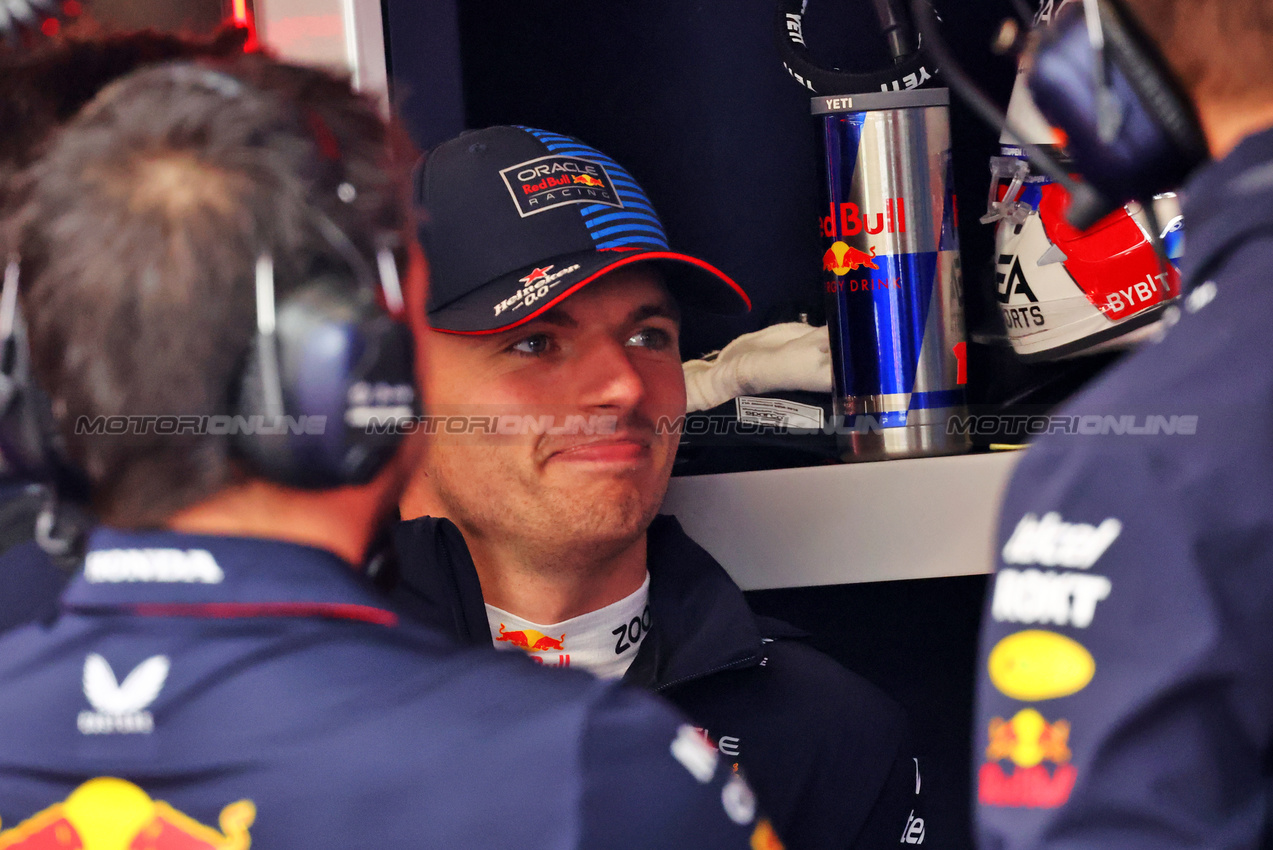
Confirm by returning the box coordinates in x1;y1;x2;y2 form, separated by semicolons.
683;322;833;413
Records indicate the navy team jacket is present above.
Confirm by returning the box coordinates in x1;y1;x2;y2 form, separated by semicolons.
392;513;929;850
0;527;775;850
976;126;1273;850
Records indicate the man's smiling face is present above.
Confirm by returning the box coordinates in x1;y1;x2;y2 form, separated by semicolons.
406;264;685;558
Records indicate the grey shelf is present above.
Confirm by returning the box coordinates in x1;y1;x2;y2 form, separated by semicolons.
661;451;1022;590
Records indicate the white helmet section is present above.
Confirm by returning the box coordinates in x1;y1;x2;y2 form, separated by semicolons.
984;0;1183;362
993;189;1181;359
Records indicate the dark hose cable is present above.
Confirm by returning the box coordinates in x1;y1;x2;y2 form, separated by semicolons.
908;0;1113;226
1139;199;1173;284
775;0;938;95
870;0;918;62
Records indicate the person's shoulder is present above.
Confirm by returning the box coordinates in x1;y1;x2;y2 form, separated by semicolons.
308;614;618;714
1070;239;1273;425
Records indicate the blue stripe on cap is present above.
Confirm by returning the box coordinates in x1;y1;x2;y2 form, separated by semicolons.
590;222;666;240
596;236;664;249
518;126;669;250
584;210;663;228
582;198;657;217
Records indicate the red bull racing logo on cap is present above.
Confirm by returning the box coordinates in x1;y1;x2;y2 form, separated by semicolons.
0;777;254;849
500;155;622;218
979;708;1077;808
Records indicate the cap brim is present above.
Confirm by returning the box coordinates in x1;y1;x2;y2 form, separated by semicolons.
427;249;751;334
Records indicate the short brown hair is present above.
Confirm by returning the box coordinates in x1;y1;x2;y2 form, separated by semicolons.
12;55;411;525
1121;0;1273;102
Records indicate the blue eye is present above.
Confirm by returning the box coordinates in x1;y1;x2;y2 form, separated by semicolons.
627;328;673;349
510;334;554;356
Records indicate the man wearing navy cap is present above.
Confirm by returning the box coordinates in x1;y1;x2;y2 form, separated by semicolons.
392;125;927;850
0;60;772;850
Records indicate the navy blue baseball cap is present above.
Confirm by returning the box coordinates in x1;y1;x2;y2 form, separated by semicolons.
414;125;751;334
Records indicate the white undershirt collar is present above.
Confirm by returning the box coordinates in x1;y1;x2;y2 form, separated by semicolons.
485;573;651;679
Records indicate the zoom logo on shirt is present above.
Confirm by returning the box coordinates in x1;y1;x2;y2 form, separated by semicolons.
613;604;652;654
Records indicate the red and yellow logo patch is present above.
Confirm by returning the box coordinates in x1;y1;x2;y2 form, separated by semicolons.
979;708;1077;808
0;777;254;849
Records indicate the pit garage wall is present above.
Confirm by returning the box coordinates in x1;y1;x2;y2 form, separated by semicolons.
384;2;1033;845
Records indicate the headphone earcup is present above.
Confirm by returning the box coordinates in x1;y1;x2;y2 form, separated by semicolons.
235;276;417;489
0;312;76;489
1027;0;1207;206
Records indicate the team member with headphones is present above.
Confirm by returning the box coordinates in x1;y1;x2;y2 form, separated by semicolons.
975;1;1273;848
0;54;774;849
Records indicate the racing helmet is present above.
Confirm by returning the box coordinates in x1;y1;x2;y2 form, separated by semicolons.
981;0;1183;362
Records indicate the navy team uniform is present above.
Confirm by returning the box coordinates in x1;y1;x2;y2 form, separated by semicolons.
393;514;927;850
976;127;1273;850
0;528;777;849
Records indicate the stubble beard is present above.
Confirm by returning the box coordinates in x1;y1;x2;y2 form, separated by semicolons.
427;441;673;579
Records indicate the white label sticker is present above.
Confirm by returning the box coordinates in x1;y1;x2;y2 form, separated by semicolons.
735;397;823;430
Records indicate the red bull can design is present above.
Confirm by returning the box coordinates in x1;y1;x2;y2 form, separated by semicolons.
815;88;970;460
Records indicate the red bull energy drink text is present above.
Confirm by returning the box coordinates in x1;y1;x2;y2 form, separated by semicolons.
815;88;971;461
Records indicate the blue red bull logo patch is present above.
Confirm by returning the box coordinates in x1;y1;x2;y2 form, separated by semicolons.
979;708;1077;808
0;777;254;849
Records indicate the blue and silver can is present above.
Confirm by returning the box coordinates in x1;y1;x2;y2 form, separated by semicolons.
815;87;970;461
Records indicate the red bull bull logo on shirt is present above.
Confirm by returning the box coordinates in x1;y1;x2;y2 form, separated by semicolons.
979;708;1077;808
496;624;570;666
0;777;254;849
